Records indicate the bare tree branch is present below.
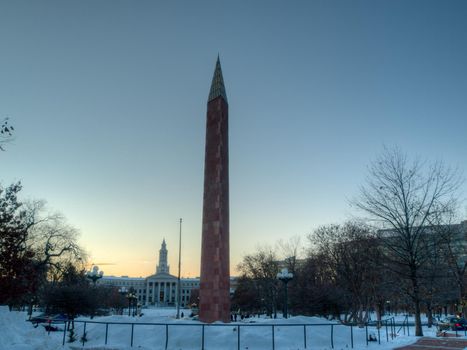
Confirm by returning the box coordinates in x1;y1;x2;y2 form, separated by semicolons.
352;147;463;336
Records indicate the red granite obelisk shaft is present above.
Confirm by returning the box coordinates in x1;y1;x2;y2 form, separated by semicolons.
199;58;230;323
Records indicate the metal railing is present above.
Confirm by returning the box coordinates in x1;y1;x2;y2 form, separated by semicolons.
55;318;403;349
397;315;409;335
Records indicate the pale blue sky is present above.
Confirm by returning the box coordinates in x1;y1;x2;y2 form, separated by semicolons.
1;0;466;277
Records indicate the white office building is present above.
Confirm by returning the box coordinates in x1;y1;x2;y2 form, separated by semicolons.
97;239;199;307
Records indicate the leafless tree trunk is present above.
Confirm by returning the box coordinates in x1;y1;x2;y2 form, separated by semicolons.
353;147;462;336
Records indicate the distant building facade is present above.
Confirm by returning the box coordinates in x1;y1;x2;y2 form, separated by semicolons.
97;240;236;307
378;220;467;248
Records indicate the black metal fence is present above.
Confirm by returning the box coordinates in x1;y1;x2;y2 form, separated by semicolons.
56;317;401;349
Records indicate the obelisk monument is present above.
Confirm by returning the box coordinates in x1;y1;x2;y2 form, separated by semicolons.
199;57;230;323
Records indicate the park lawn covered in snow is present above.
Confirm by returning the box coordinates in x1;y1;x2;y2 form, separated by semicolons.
0;306;450;350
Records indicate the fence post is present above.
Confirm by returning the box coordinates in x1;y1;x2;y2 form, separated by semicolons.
272;325;275;350
377;324;381;345
201;324;205;350
350;324;354;348
82;322;87;347
131;323;134;347
165;324;169;350
389;319;392;339
331;324;334;349
105;323;108;345
303;325;307;349
62;321;67;346
237;325;240;350
385;320;389;342
365;324;368;346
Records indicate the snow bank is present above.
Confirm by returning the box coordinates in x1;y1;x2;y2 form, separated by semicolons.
0;307;434;350
0;306;63;350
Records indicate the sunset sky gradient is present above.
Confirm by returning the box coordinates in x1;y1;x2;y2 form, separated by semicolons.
1;0;466;277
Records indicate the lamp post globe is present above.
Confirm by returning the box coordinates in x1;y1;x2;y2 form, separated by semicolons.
277;268;293;319
87;266;104;285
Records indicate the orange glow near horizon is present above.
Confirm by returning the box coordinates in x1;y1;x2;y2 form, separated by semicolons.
90;261;239;279
84;238;240;279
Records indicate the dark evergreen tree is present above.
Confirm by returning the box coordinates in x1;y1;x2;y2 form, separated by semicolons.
0;182;36;307
0;182;85;310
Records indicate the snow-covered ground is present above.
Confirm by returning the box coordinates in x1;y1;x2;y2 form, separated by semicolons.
0;306;454;350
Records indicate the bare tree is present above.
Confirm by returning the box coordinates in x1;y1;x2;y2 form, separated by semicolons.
237;246;280;317
353;147;463;336
0;117;14;151
292;250;343;318
27;206;85;275
27;208;86;315
310;222;387;325
276;235;302;274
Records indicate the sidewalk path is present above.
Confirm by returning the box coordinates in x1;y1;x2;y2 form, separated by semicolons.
395;337;467;349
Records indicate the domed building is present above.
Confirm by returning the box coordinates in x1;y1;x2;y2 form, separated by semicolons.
97;239;200;307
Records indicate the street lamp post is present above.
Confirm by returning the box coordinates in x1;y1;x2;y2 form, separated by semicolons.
118;287;137;316
86;266;104;285
127;292;136;316
118;287;128;315
176;218;182;319
277;268;293;319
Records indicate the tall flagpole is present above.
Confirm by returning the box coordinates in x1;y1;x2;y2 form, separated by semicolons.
176;218;182;319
